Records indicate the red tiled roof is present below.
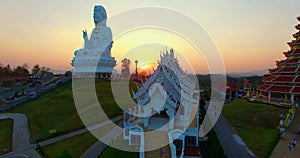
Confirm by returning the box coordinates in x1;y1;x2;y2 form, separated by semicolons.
276;60;286;65
278;66;297;73
267;85;292;93
288;40;300;47
269;67;281;74
215;82;238;91
284;49;300;57
293;31;300;38
285;58;299;64
263;75;277;82
293;49;300;55
284;50;293;57
272;76;295;83
257;84;271;91
243;79;250;85
227;82;238;91
294;76;300;83
288;41;294;47
292;87;300;94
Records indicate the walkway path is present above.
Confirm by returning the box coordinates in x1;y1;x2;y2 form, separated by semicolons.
0;113;40;158
39;115;122;147
0;113;123;158
81;121;123;158
270;109;300;158
214;114;255;158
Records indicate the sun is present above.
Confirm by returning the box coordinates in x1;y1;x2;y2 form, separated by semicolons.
139;62;149;70
138;61;158;73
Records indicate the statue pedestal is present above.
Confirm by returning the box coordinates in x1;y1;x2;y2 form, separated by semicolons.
71;48;116;78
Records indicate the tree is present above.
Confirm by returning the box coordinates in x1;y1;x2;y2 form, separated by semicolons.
40;66;50;73
20;63;30;75
0;63;4;77
13;65;29;76
0;63;29;77
3;64;12;76
31;64;41;74
121;58;131;78
21;63;29;70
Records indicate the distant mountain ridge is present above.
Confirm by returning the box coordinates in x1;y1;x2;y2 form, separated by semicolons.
227;69;268;77
49;69;69;74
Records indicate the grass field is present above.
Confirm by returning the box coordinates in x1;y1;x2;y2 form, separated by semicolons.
223;99;288;158
9;79;137;142
98;128;139;158
42;120;130;158
0;119;13;155
10;81;82;142
99;147;139;158
42;132;97;158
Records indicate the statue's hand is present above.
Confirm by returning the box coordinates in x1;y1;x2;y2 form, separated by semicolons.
82;30;88;39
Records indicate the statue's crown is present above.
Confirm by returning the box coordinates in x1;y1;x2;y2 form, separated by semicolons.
94;5;106;13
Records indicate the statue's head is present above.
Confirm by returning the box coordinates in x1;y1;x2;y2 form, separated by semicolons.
93;5;107;26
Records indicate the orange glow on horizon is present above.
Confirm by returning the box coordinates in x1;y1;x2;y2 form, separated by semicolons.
0;1;299;74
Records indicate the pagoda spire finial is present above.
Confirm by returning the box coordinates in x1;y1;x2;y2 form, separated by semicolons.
165;46;169;55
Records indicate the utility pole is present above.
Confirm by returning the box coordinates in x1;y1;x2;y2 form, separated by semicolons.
135;60;138;80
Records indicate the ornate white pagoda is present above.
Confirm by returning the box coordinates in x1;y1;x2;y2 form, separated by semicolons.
123;49;201;158
71;5;116;78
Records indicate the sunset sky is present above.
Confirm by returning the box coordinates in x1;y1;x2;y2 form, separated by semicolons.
0;0;299;74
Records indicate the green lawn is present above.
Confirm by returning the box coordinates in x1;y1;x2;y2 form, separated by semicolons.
42;132;97;158
99;147;139;158
42;120;124;158
223;99;288;158
0;119;13;155
9;81;82;142
9;79;137;142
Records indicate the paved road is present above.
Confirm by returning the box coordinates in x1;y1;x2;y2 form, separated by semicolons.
0;113;40;158
81;141;107;158
270;109;300;158
214;114;255;158
81;121;123;158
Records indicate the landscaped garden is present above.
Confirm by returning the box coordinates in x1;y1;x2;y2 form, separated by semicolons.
99;146;139;158
41;120;124;158
41;121;139;158
223;99;288;158
9;79;136;142
42;132;97;158
0;119;13;155
6;78;139;157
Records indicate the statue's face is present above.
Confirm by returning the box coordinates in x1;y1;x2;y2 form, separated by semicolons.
93;6;107;25
94;12;106;24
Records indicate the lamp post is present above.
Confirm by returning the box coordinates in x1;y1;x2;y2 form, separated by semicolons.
135;60;138;79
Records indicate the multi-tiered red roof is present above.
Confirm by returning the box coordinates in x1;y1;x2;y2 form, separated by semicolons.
258;16;300;95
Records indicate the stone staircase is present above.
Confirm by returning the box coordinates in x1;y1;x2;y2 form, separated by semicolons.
145;144;171;158
144;130;171;158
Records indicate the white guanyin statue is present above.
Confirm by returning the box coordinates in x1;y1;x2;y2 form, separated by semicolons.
71;5;116;76
82;5;112;56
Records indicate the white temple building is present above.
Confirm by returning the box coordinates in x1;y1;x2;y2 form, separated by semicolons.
71;5;116;78
123;49;201;158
